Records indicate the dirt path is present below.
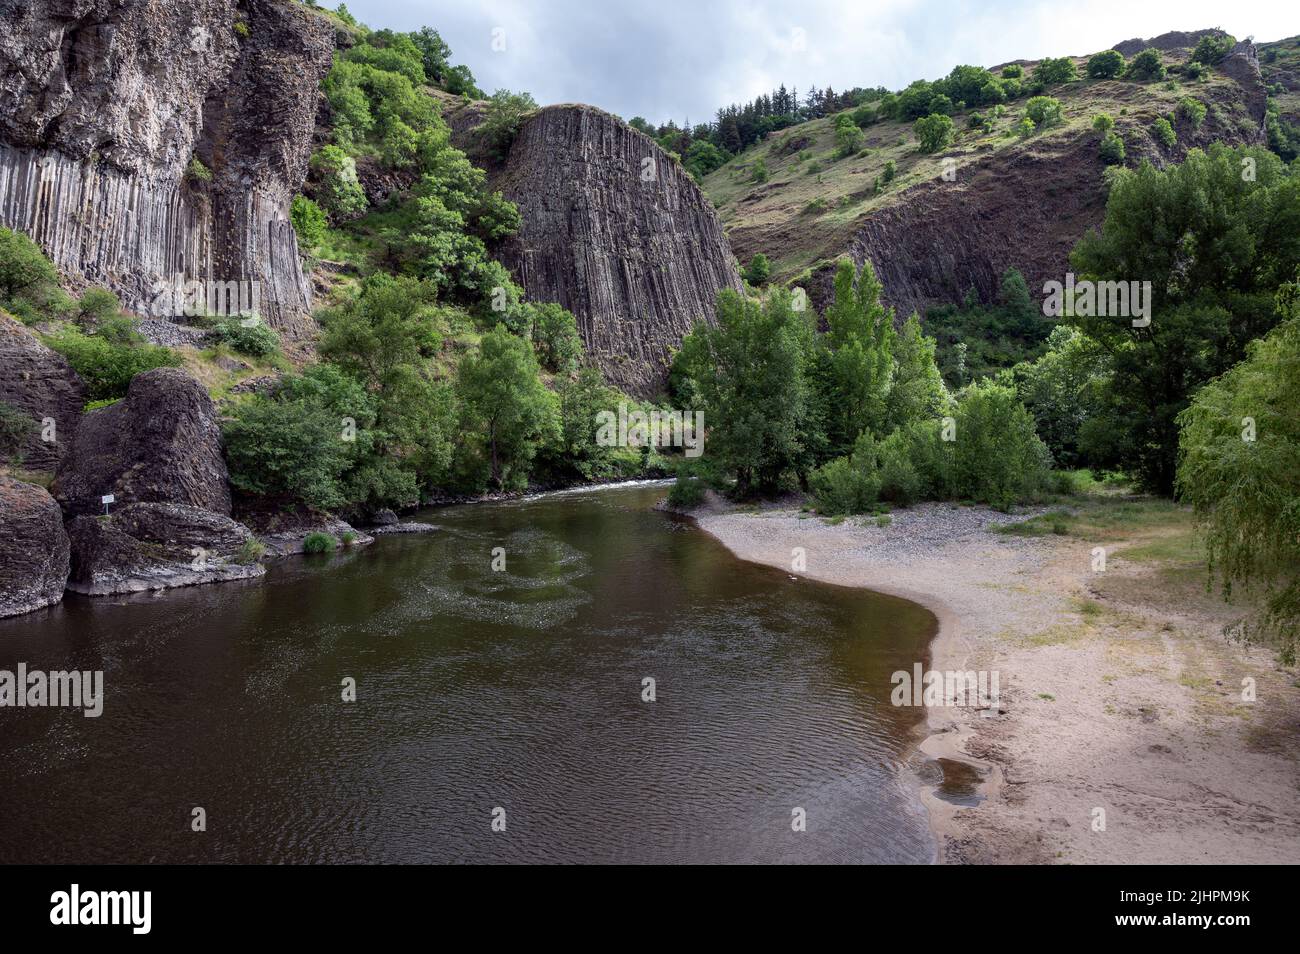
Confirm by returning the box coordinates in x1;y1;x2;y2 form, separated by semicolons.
692;499;1300;864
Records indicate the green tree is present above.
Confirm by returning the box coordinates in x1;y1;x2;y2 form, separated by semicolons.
1176;287;1300;662
1015;326;1109;467
479;89;538;157
886;313;948;431
1087;50;1126;78
914;113;955;153
1033;57;1078;86
743;253;771;286
1190;33;1236;67
1068;144;1300;492
456;325;558;490
1151;116;1176;148
1025;96;1063;127
310;146;368;222
819;259;896;453
951;380;1049;509
1125;48;1166;81
1099;132;1126;164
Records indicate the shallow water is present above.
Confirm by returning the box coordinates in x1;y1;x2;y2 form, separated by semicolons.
0;484;937;863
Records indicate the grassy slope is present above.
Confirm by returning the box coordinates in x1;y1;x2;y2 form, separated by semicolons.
702;48;1258;285
1259;34;1300;124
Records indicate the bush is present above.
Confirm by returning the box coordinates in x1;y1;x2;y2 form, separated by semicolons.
882;159;897;183
835;120;865;158
234;538;266;565
743;253;771;286
185;157;213;183
309;146;367;223
0;226;65;315
43;325;182;401
290;195;328;249
914;113;955;153
205;317;282;358
1176;97;1207;128
877;430;922;505
302;532;337;554
666;474;706;508
1014;116;1035;138
951;381;1050;510
478;89;538;157
1099;132;1126;164
1151;117;1177;148
750;158;768;184
1087;50;1126;79
1190;33;1235;67
1092;113;1115;134
1001;64;1023;79
1125;48;1166;81
0;400;36;463
1025;96;1063;128
1033;57;1078;86
810;433;882;516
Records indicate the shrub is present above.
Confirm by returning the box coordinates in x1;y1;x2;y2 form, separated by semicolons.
1151;117;1177;148
882;159;897;183
1087;50;1126;79
1092;112;1115;134
309;146;367;223
1025;96;1063;127
1033;57;1078;86
1190;33;1235;67
835;120;865;158
478;89;538;157
0;400;36;463
1125;48;1166;81
1099;132;1126;164
877;430;922;505
290;195;328;249
205;317;282;358
750;157;769;183
76;288;121;325
1001;64;1023;79
1014;116;1035;138
0;226;64;314
951;381;1049;510
185;157;213;183
1176;96;1207;128
743;253;771;286
914;112;955;153
666;474;705;508
302;532;337;554
526;301;582;374
234;538;266;565
810;433;881;516
43;325;182;401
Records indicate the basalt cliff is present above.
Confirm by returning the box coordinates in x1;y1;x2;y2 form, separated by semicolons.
0;0;334;337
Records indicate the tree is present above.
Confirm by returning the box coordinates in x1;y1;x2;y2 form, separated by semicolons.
290;195;328;248
310;146;368;222
1067;144;1300;492
1025;96;1063;127
683;140;727;180
0;226;62;308
886;313;948;431
1125;48;1166;81
1087;50;1126;79
527;301;583;373
1015;326;1109;467
835;115;865;157
1190;33;1236;67
479;89;538;157
1099;132;1126;164
914;113;954;153
675;288;815;494
1176;286;1300;662
456;326;558;490
1033;57;1078;86
1151;117;1176;148
950;380;1049;510
1092;112;1115;134
819;259;896;453
743;253;771;286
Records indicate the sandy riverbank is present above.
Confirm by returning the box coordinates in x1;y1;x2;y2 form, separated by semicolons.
691;497;1300;864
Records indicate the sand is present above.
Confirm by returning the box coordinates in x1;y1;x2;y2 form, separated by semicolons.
691;498;1300;864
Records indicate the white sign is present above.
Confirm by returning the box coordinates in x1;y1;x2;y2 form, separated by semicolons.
101;494;116;505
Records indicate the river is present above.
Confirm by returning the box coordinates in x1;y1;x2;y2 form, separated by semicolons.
0;483;937;863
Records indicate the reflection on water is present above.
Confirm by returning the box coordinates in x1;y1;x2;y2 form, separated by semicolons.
0;484;937;863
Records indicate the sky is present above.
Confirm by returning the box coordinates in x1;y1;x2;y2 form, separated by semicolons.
342;0;1297;124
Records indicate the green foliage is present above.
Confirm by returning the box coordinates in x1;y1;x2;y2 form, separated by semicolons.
950;380;1050;509
887;313;949;431
1126;48;1167;81
667;472;706;508
674;288;815;495
1176;96;1207;128
1190;33;1236;67
914;113;954;153
1092;112;1115;134
1001;64;1023;79
750;157;769;183
1099;132;1126;164
205;317;282;358
479;89;538;157
1151;116;1177;148
819;259;896;453
1067;144;1300;493
290;195;328;249
810;431;882;515
546;366;623;482
1014;326;1110;467
926;267;1046;385
1087;50;1126;79
1033;57;1078;86
743;253;771;286
0;226;68;320
1025;96;1063;127
1176;299;1299;662
43;324;182;401
526;301;583;374
1014;116;1035;138
76;288;121;325
882;159;897;183
302;532;337;555
310;146;368;222
835;117;866;157
455;325;558;490
684;140;728;180
0;400;36;463
185;157;212;183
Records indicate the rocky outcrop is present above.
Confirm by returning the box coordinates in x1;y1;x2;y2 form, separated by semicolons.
0;311;85;471
0;476;70;616
65;502;263;594
53;367;231;517
1112;29;1226;58
238;507;373;556
480;105;742;396
0;0;334;337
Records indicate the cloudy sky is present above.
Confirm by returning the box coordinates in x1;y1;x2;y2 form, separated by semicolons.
344;0;1296;123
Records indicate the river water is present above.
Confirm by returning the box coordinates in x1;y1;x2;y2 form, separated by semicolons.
0;484;937;863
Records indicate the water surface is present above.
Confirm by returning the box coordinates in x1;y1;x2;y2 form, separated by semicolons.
0;484;936;863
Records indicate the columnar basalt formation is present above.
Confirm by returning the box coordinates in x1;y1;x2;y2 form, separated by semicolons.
491;105;743;396
0;0;334;336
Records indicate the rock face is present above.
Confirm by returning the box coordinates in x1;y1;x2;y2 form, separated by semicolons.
489;105;743;396
0;312;85;471
238;507;373;556
65;502;263;595
53;367;231;517
804;41;1268;320
0;0;334;336
0;476;70;616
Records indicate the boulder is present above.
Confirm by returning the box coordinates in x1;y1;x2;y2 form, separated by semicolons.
65;502;264;595
53;368;231;518
0;312;86;472
0;476;70;617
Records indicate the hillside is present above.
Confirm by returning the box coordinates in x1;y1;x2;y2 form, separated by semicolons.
701;30;1272;318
